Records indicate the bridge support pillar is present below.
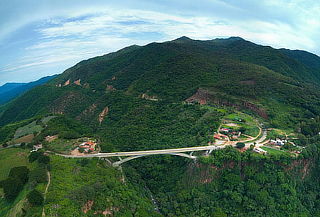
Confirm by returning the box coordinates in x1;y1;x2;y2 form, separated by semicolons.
208;148;214;154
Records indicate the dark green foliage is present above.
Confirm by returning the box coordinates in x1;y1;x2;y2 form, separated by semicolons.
28;151;41;162
38;155;50;165
29;167;47;184
2;37;320;216
97;97;222;151
27;189;44;206
236;142;245;149
38;115;91;140
0;177;23;201
0;166;29;201
44;156;160;216
2;37;320;132
125;145;320;217
59;130;80;139
300;116;320;136
76;159;89;167
8;166;29;184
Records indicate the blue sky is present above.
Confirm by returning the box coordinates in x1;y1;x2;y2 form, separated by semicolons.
0;0;319;85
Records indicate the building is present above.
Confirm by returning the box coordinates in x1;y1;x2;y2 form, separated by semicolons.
270;138;287;146
220;128;230;133
253;147;267;155
79;141;96;153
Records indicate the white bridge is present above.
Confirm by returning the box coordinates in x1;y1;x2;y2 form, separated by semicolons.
60;145;225;167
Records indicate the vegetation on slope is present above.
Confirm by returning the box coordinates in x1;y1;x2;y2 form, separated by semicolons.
126;145;320;217
1;37;320;216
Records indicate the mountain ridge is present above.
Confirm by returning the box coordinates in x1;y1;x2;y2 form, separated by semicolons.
0;75;57;105
1;36;320;129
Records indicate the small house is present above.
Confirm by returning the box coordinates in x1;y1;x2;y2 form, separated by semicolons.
253;147;267;155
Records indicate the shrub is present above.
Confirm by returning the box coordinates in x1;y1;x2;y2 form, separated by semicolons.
236;142;245;149
29;167;48;184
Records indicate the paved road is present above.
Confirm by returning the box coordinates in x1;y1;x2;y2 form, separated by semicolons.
58;145;226;158
245;129;268;147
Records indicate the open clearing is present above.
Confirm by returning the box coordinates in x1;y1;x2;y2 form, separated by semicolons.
0;148;32;180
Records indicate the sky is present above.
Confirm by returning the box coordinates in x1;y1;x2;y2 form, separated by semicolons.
0;0;319;85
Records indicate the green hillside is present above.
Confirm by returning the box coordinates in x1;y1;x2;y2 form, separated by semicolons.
1;37;320;216
2;37;320;128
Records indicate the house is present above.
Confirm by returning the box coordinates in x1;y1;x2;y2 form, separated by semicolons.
270;138;287;146
253;147;267;155
78;141;97;153
30;144;43;152
214;134;222;139
220;128;230;133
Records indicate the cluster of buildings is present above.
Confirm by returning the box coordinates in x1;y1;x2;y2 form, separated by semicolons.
253;147;267;155
78;141;96;153
269;138;287;146
219;128;242;140
30;144;43;152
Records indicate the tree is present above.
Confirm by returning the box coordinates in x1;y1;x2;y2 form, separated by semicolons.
60;130;80;139
29;151;41;162
27;189;44;206
236;142;245;149
9;166;29;184
38;155;50;165
211;208;227;217
1;177;23;201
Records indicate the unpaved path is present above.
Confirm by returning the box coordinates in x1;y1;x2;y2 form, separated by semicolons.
42;171;51;217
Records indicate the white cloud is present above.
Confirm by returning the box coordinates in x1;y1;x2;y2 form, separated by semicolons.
1;0;319;85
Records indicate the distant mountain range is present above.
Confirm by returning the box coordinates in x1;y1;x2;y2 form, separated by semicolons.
0;75;57;105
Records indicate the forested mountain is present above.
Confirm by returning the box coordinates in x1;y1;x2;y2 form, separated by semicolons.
0;83;25;95
1;37;320;128
1;37;320;216
0;75;57;105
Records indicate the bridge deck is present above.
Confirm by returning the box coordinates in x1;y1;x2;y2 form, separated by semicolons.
60;145;225;158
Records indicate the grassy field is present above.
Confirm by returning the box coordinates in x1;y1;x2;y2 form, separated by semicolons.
223;112;260;137
14;121;43;139
0;148;35;217
0;148;32;180
261;146;292;157
46;138;77;154
41;115;56;124
12;134;34;144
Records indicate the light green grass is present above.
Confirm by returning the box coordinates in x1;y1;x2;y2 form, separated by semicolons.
0;148;33;180
47;138;77;154
41;116;56;124
223;112;260;137
14;121;43;139
261;146;292;157
0;148;35;217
